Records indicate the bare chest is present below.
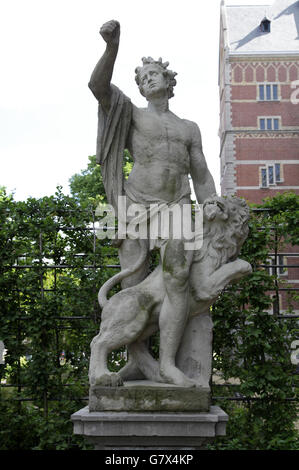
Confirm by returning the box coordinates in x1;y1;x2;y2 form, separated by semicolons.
130;108;191;147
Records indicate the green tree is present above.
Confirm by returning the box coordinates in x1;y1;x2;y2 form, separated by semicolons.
0;188;104;449
69;155;106;207
69;151;133;208
0;179;297;450
211;192;299;450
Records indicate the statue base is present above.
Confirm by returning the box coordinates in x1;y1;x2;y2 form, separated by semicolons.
89;380;210;412
71;405;228;450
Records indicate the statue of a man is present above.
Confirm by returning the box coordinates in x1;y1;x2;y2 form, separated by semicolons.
89;20;216;386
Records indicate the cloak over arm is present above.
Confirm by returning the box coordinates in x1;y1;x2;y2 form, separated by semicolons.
96;84;132;213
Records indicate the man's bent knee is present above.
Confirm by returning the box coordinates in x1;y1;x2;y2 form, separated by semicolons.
163;266;189;289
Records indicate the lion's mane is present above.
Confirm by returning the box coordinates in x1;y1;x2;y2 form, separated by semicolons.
194;196;250;271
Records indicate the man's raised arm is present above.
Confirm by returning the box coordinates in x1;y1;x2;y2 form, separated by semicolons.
88;20;120;113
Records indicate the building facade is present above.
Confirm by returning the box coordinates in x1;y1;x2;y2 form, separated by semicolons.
219;0;299;203
219;0;299;315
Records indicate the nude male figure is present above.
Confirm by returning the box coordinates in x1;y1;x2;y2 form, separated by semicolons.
89;20;216;386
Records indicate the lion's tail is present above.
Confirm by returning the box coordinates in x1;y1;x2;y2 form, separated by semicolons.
98;239;148;309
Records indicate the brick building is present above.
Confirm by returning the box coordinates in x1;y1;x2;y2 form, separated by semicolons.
219;0;299;202
219;0;299;314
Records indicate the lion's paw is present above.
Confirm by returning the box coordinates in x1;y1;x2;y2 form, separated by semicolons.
237;259;252;274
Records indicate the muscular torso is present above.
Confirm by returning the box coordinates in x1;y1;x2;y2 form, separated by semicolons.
126;106;193;204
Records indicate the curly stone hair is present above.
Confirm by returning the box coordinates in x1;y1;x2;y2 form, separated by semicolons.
135;57;177;99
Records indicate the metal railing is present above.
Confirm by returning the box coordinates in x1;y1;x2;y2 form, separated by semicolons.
0;207;298;407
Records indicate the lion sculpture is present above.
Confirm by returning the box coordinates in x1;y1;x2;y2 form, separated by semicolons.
89;195;252;388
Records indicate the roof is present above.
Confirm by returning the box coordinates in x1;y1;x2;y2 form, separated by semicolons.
225;0;299;54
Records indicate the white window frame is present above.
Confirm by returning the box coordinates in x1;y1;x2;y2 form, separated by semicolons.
266;255;288;277
258;116;281;131
258;83;280;101
259;162;284;188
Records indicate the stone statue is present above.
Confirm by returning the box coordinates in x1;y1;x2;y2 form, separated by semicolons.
90;195;251;387
88;20;251;389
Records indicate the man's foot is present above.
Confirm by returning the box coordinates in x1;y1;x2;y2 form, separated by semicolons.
160;364;196;388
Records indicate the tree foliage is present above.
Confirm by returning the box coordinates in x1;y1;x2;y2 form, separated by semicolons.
0;155;298;450
0;185;118;449
69;151;133;208
69;155;106;208
211;192;299;450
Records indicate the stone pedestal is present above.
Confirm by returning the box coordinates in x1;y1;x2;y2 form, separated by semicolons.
72;381;227;450
71;405;228;450
89;380;210;412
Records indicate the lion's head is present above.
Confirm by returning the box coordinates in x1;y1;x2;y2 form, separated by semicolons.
194;195;250;270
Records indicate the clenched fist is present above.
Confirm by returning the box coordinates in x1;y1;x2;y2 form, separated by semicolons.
100;20;120;46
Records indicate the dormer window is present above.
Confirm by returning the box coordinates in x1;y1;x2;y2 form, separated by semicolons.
260;18;271;32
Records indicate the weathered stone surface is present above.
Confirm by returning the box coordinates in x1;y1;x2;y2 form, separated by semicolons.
89;380;210;412
71;405;228;450
177;310;213;388
86;19;252;391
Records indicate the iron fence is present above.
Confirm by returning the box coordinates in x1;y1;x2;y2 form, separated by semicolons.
0;207;298;408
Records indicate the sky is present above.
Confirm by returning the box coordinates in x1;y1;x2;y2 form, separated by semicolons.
0;0;272;201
